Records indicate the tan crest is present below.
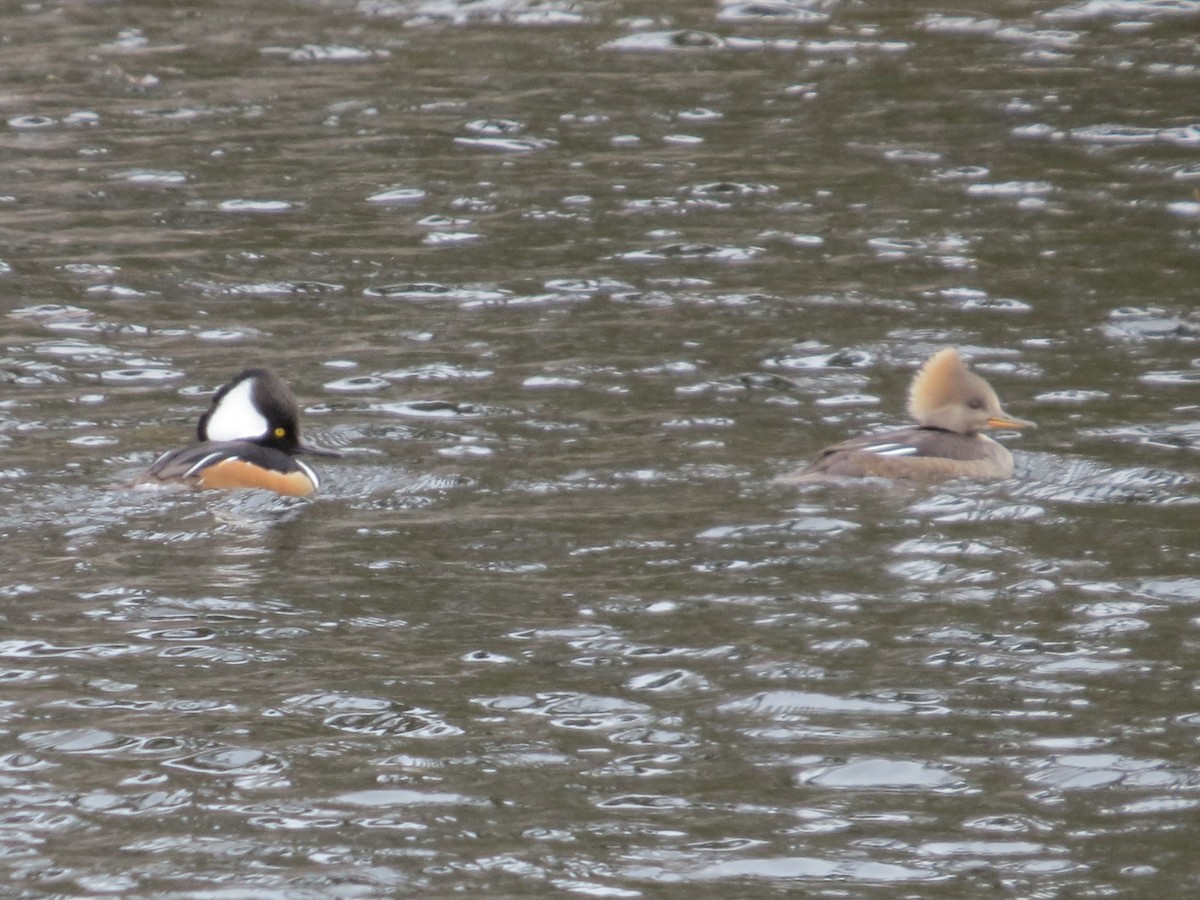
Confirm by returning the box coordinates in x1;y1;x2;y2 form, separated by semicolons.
907;347;971;422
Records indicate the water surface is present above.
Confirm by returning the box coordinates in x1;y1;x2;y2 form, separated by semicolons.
1;1;1199;896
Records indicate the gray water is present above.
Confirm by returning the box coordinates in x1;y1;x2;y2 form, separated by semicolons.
1;1;1199;896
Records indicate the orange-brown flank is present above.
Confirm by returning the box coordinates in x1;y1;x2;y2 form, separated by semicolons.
195;459;315;496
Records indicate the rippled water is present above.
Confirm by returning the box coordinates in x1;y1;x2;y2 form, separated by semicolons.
1;0;1198;896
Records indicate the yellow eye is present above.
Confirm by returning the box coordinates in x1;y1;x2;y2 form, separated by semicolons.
274;427;286;438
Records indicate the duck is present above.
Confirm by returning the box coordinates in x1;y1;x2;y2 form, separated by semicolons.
130;367;337;496
784;347;1034;482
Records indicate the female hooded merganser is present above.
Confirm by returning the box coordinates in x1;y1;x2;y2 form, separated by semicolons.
132;367;337;496
786;347;1034;482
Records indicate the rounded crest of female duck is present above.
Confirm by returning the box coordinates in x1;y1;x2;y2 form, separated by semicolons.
906;348;1031;435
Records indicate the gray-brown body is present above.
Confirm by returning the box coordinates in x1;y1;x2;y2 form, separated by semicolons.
782;426;1013;483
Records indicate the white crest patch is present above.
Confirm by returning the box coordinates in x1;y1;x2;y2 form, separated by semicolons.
204;377;268;442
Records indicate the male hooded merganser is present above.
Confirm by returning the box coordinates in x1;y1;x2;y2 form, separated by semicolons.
786;347;1034;482
132;367;337;496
